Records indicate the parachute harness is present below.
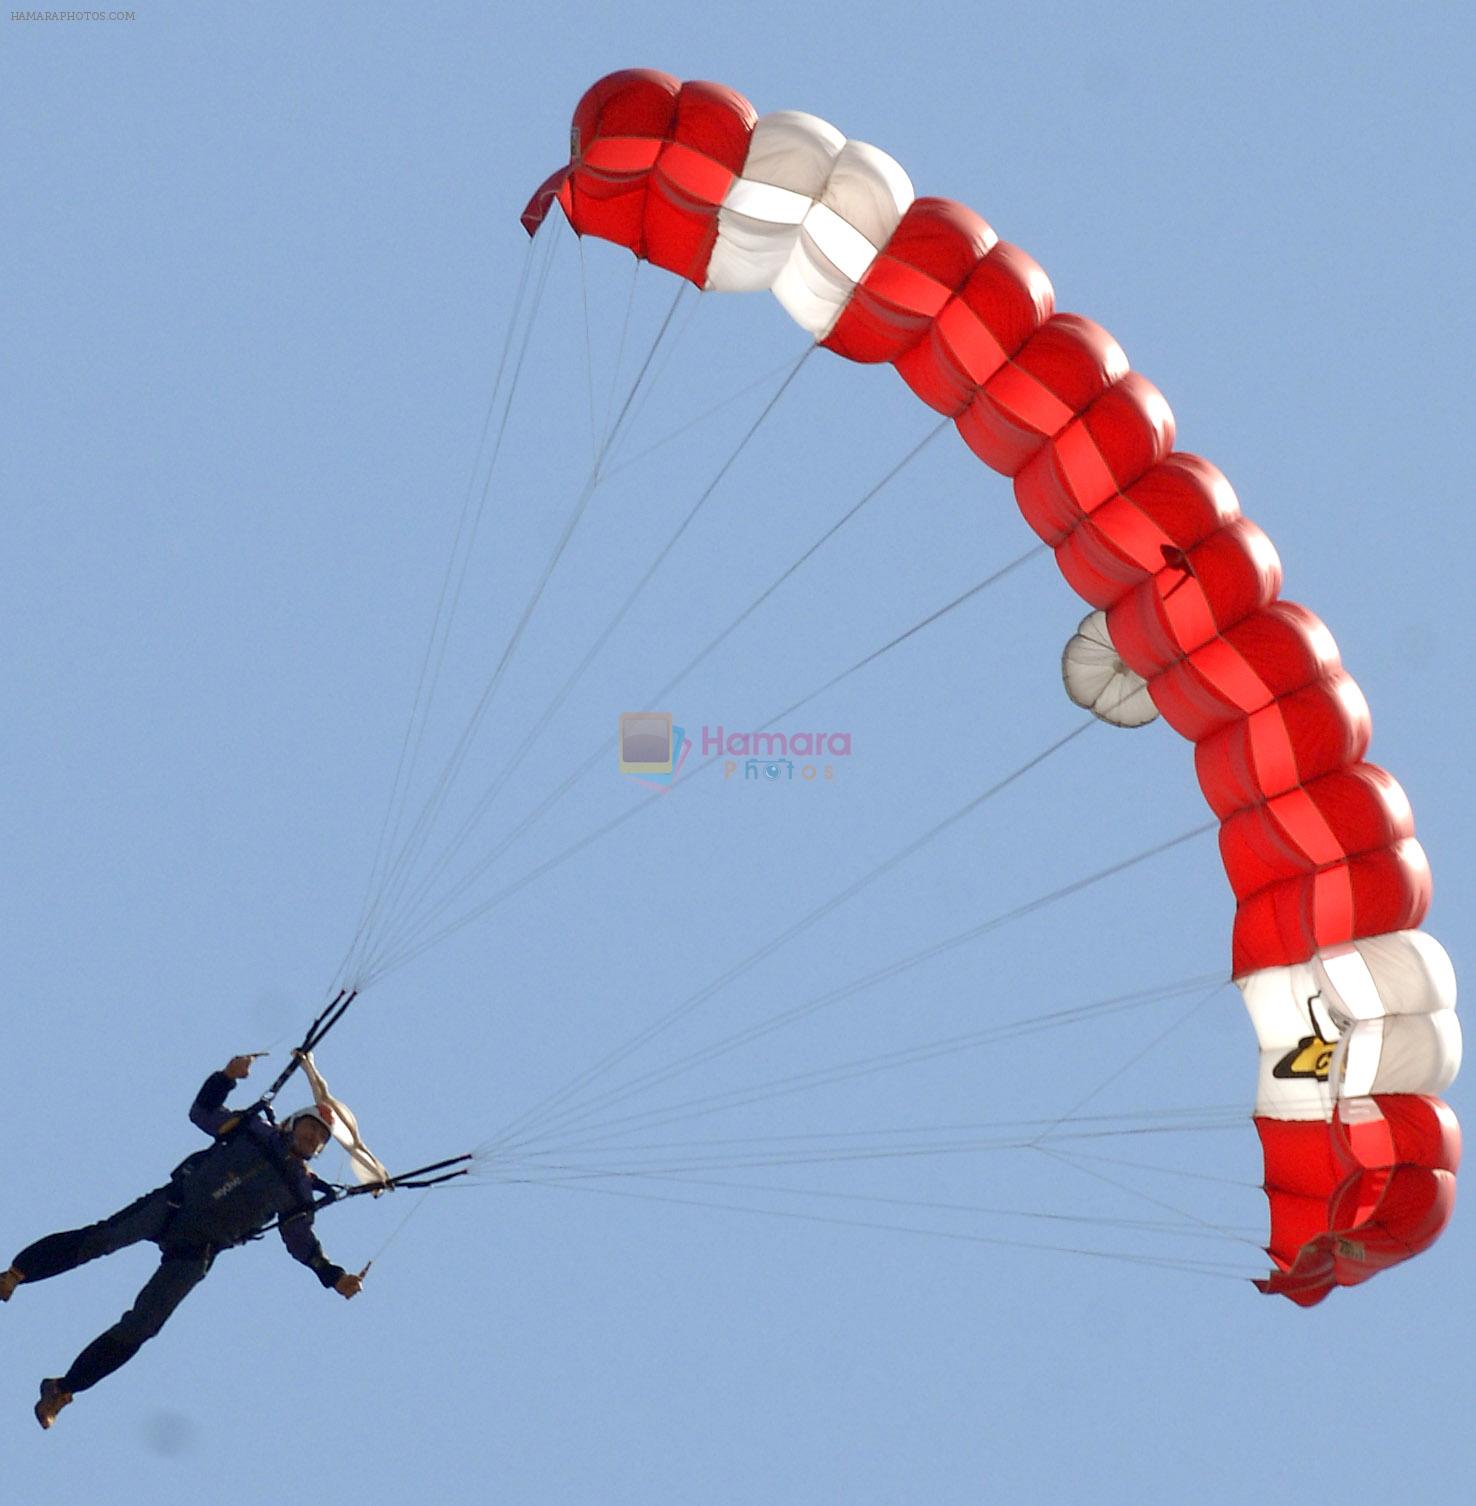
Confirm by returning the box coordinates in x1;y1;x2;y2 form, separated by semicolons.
237;991;473;1255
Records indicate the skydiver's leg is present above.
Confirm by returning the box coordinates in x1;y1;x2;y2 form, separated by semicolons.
56;1249;213;1395
7;1186;173;1286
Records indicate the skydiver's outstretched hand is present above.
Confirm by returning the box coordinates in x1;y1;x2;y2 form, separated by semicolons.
224;1055;256;1080
334;1272;364;1300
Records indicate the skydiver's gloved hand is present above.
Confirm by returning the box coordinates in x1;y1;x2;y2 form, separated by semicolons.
224;1055;256;1080
334;1272;364;1300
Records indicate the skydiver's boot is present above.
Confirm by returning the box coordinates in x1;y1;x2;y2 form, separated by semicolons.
35;1378;72;1431
0;1266;22;1301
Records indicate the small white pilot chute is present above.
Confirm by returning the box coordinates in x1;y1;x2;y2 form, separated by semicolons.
1061;610;1158;728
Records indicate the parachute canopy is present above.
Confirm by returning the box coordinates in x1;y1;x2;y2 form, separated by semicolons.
526;68;1460;1304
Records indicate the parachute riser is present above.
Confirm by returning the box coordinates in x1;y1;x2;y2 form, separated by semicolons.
341;1153;474;1195
257;989;359;1113
255;1153;472;1240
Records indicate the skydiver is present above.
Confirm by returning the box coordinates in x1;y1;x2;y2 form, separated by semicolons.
1;1053;363;1431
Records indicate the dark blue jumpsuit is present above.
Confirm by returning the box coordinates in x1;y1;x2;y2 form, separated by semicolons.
9;1072;346;1394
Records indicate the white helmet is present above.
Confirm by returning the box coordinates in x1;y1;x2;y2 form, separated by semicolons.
281;1103;337;1153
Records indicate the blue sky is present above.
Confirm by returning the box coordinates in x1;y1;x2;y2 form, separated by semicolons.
4;2;1474;1501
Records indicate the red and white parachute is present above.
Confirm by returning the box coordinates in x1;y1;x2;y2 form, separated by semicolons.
523;69;1459;1305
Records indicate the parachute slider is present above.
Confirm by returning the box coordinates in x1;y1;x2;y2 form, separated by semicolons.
1062;610;1158;728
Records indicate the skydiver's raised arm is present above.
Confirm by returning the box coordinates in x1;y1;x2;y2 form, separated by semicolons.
187;1056;256;1138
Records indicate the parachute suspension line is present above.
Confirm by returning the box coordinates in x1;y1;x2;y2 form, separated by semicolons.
484;1132;1250;1220
1035;1145;1263;1192
576;235;600;465
377;533;1048;964
489;975;1227;1163
373;339;812;960
486;719;1097;1154
476;1100;1261;1255
355;278;690;976
1021;980;1261;1247
599;350;820;485
595;279;692;464
361;342;813;979
1035;1142;1265;1253
339;218;564;993
596;281;703;478
486;1118;1252;1189
485;1118;1250;1193
479;1163;1251;1247
483;1100;1245;1166
487;1129;1254;1198
365;405;938;976
599;255;641;447
640;418;951;701
803;543;1048;700
501;1176;1261;1282
1027;981;1231;1150
349;276;693;983
491;817;1218;1157
355;546;1056;987
329;228;550;996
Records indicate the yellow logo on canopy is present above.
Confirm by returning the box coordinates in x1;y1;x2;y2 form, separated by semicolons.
1272;1034;1335;1081
1272;992;1339;1082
